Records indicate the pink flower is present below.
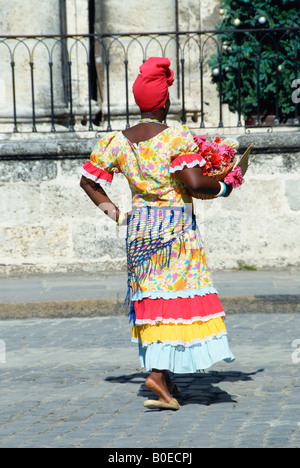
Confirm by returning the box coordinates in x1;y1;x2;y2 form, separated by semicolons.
201;140;211;152
194;135;206;144
225;145;235;158
193;135;207;151
224;166;244;188
193;135;237;175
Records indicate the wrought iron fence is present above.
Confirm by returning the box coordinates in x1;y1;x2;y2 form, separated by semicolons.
0;28;299;134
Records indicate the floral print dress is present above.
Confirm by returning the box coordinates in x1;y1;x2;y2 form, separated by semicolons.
81;124;234;373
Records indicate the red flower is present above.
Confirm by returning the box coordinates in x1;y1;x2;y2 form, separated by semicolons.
193;134;237;176
210;153;222;168
202;161;212;175
222;153;231;164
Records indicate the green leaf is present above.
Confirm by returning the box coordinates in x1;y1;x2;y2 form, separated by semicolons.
208;1;300;120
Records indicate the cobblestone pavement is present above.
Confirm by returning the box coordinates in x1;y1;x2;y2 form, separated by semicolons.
0;312;299;448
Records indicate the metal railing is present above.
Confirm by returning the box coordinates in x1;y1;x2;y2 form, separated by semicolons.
0;28;299;134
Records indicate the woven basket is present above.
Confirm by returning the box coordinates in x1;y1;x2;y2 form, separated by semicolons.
190;143;253;200
190;155;237;200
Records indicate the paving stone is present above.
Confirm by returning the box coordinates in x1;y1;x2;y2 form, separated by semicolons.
0;313;299;448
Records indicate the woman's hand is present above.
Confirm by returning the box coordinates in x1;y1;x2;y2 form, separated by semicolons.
116;210;132;226
80;175;119;221
223;183;233;197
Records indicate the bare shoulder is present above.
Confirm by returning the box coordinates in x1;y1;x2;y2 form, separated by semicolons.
122;123;168;145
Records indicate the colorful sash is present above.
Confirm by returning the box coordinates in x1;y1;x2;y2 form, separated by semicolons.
125;205;196;323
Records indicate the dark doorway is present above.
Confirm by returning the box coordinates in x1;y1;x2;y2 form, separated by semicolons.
59;0;69;105
88;0;98;101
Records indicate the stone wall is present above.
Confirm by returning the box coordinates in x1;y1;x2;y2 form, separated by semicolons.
1;1;299;276
0;132;299;276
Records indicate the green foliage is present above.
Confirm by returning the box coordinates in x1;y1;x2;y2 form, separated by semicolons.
208;0;300;121
238;264;257;271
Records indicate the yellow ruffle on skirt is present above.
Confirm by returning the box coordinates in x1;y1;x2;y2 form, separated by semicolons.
132;316;227;347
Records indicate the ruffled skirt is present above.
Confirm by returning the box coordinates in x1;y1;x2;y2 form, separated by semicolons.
132;296;234;373
127;206;235;373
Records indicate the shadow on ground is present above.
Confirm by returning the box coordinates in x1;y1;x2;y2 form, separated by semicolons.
106;368;264;406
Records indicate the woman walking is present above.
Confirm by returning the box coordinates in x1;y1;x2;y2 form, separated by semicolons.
80;57;235;410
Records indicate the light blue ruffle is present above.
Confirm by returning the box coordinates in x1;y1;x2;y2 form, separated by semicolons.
132;286;218;301
138;336;235;373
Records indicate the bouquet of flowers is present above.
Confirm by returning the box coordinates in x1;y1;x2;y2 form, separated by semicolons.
192;135;251;199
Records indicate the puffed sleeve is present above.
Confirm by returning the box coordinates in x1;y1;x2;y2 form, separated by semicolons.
80;131;120;186
169;125;205;174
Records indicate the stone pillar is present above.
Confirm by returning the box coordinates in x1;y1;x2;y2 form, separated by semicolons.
94;0;178;122
177;0;241;130
0;0;93;130
65;0;92;117
0;0;62;126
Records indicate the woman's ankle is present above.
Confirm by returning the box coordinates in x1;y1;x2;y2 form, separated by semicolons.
145;370;172;402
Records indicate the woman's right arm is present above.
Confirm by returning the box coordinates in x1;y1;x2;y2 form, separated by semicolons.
177;166;232;197
80;175;120;221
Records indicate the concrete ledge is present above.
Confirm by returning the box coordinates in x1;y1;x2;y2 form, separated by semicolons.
0;299;125;320
222;295;300;314
0;139;98;159
0;295;299;320
1;132;300;159
1;269;299;319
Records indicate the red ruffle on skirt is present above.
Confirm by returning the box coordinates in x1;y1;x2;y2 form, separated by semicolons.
134;293;225;325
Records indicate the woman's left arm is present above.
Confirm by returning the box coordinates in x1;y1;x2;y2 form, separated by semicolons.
80;175;121;222
177;166;233;197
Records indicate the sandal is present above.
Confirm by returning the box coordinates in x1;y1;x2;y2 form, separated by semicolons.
143;397;180;411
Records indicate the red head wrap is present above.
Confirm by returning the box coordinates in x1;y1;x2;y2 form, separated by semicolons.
132;57;174;112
